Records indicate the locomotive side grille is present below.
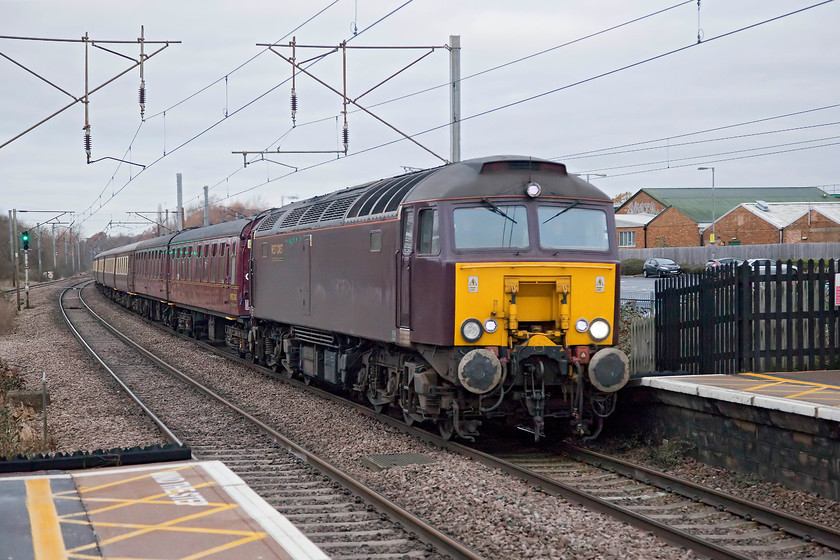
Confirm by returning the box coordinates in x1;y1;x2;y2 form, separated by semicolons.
280;206;308;227
292;326;336;346
298;201;333;225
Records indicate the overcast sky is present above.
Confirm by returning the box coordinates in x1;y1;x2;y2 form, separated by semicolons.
2;0;838;237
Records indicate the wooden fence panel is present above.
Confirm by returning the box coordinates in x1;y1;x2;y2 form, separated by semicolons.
654;259;839;374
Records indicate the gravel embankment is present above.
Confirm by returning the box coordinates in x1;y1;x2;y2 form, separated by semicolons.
0;280;165;452
5;278;840;558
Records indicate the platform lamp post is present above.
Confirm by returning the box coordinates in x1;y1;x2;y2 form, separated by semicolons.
698;166;716;259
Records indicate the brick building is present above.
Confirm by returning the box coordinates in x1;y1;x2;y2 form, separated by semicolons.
615;187;831;248
711;202;840;245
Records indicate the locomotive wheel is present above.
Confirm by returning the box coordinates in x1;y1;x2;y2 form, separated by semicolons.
402;408;414;426
303;375;313;386
373;402;388;414
438;417;454;441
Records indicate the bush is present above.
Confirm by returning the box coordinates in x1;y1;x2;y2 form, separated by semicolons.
679;263;705;274
621;258;644;276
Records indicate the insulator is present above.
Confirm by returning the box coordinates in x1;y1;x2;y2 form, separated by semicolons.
84;133;92;156
139;79;146;118
290;88;297;123
342;121;349;151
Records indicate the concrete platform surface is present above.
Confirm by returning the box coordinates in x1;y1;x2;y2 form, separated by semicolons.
632;370;840;422
0;460;328;560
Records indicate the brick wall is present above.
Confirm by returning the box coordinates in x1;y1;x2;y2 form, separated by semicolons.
611;388;840;501
647;207;699;247
786;210;840;243
617;226;646;249
708;206;779;246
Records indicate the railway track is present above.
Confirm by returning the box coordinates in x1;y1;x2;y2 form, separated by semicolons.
82;281;840;560
61;282;480;560
460;440;840;560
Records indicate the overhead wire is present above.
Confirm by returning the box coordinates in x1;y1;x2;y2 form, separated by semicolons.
81;0;835;228
79;0;417;228
208;1;839;206
77;0;343;226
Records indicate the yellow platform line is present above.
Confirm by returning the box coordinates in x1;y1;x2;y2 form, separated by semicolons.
741;372;840;391
181;534;267;560
785;386;828;399
26;478;68;560
743;381;787;391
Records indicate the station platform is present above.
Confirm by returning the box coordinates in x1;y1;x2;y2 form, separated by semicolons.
631;369;840;422
0;460;328;560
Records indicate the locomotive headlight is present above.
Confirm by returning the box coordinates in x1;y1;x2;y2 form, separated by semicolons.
484;318;498;333
575;318;589;333
589;318;611;341
461;318;483;342
525;182;541;198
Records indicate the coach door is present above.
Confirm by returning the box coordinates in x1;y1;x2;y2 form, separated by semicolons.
397;210;414;333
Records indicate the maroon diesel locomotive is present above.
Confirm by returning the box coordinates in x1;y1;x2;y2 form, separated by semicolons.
94;156;629;440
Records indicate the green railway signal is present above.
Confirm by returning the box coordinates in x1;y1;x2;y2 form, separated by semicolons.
21;230;30;251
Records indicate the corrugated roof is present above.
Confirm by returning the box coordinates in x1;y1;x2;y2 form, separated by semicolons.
740;201;840;229
615;213;657;228
638;187;829;223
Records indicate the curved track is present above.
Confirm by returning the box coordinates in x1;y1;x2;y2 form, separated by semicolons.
62;282;481;560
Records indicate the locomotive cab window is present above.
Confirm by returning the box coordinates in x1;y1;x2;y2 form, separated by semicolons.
454;204;528;249
417;209;439;255
401;211;414;256
538;206;610;251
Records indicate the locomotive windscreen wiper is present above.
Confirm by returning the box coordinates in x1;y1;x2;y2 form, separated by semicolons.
542;200;580;224
481;198;517;224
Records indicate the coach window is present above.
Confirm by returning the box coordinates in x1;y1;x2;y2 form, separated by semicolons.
211;244;218;283
369;230;382;252
417;209;439;255
230;244;236;283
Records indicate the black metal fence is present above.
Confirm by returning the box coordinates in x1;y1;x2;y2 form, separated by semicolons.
654;259;840;374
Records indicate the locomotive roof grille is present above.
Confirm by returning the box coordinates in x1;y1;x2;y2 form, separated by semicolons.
280;206;308;228
320;196;357;221
298;200;334;226
349;169;436;218
256;211;285;232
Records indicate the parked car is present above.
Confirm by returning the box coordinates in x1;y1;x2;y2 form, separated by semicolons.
747;258;798;276
705;257;745;273
643;257;681;277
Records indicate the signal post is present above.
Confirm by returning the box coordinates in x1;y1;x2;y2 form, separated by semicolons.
21;230;30;309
